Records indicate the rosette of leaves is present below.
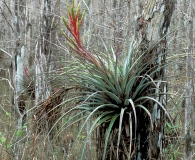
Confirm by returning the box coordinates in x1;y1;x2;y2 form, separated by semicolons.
60;1;169;159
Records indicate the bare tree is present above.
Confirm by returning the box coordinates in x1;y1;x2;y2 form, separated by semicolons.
9;0;31;159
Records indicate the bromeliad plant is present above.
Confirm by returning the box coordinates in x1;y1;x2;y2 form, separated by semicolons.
61;1;101;69
61;1;168;159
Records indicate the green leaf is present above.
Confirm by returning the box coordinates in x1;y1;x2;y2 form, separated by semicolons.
16;130;23;137
77;104;111;146
91;72;119;95
128;112;133;156
117;107;126;158
23;123;28;129
107;50;115;73
80;112;113;160
136;104;153;130
124;76;136;98
79;10;86;28
122;41;135;77
81;75;108;91
62;17;69;29
108;71;122;96
48;109;87;139
128;99;137;138
1;137;6;144
132;77;149;99
102;114;119;160
166;122;173;129
6;112;11;118
95;114;114;128
136;96;175;133
89;112;112;134
6;144;12;149
104;91;122;104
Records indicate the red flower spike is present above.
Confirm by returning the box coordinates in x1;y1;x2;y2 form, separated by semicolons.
23;66;30;78
62;1;101;69
78;11;85;29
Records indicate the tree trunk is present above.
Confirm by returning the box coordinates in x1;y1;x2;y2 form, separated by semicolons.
135;0;175;159
11;0;30;159
184;0;193;159
94;1;175;159
33;0;63;139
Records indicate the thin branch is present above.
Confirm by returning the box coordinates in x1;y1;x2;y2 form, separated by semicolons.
0;6;14;32
3;0;12;15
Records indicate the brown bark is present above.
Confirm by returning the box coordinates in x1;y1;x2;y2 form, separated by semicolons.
184;0;194;159
136;0;175;159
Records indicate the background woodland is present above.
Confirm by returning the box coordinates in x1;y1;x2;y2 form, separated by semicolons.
0;0;195;159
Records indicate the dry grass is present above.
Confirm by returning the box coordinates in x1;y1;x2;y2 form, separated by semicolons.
0;54;194;159
0;72;97;159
